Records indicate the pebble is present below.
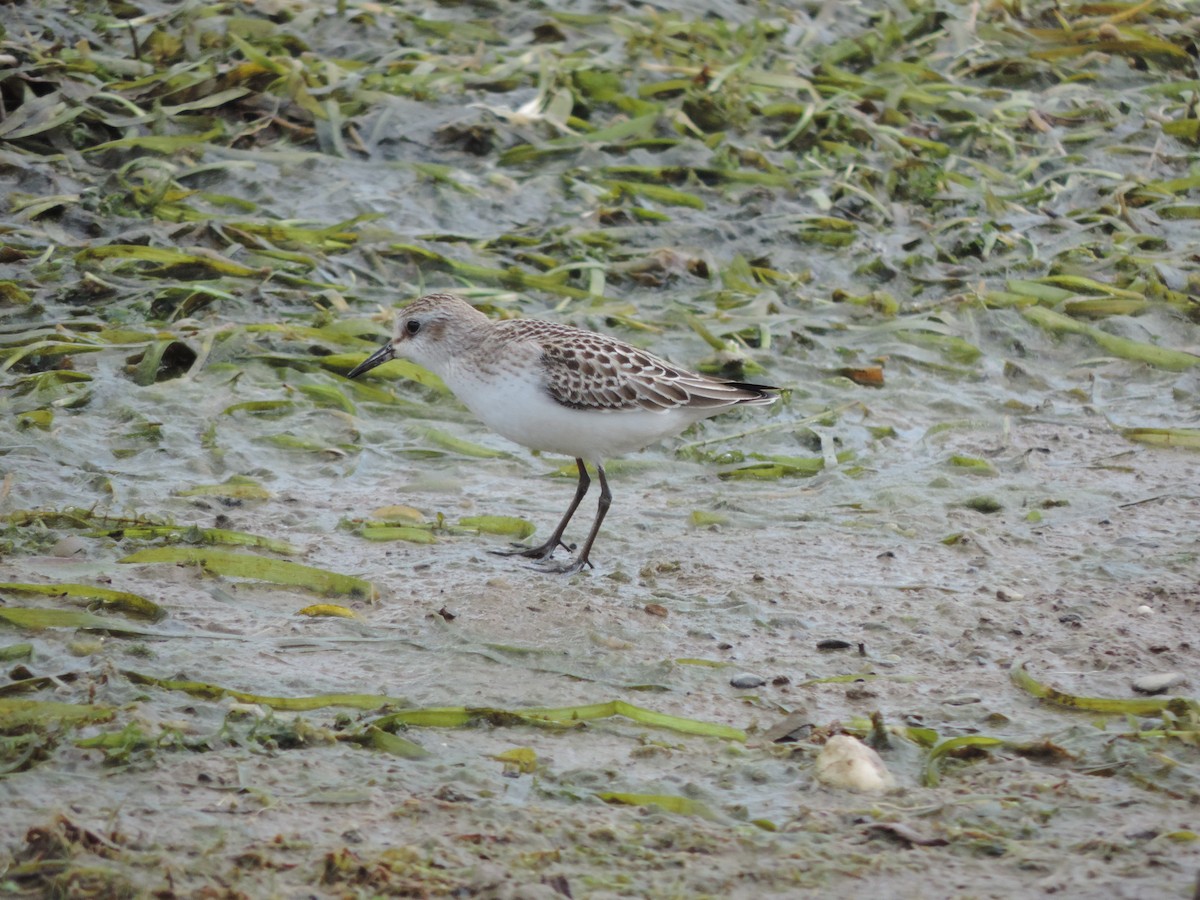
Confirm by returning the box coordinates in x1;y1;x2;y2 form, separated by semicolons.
51;536;87;557
816;639;853;651
730;672;766;689
815;735;895;793
942;694;982;706
1135;605;1153;616
1131;672;1186;695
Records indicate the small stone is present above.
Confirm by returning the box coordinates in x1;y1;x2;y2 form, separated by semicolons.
1131;673;1186;695
730;672;766;689
433;784;475;803
815;735;894;793
1135;605;1153;616
643;603;668;618
942;694;982;706
817;639;853;651
52;536;87;557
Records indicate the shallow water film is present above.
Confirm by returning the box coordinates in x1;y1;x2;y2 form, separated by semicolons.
2;0;1199;897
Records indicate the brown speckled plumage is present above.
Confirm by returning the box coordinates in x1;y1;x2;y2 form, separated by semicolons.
481;317;774;412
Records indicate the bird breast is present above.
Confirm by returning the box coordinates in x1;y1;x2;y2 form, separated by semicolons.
443;357;703;462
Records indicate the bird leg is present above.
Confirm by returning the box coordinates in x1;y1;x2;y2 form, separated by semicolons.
539;464;611;576
494;457;590;561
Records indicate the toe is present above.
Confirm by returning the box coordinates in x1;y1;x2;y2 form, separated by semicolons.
535;556;591;576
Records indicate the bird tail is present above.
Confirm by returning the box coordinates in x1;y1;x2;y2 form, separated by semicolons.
724;381;779;405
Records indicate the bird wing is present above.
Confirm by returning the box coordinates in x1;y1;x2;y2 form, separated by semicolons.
529;325;773;413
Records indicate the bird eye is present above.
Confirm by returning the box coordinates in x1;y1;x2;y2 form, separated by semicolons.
405;319;421;336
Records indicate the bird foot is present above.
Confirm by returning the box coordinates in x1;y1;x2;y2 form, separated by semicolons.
491;538;571;561
531;556;593;576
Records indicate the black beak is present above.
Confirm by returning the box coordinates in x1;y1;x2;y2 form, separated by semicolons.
347;339;395;379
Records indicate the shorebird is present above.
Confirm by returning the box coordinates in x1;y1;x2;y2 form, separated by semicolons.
348;292;777;574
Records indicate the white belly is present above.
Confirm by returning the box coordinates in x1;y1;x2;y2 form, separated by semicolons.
445;367;705;463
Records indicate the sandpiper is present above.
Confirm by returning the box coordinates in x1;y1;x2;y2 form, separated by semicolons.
348;292;778;574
